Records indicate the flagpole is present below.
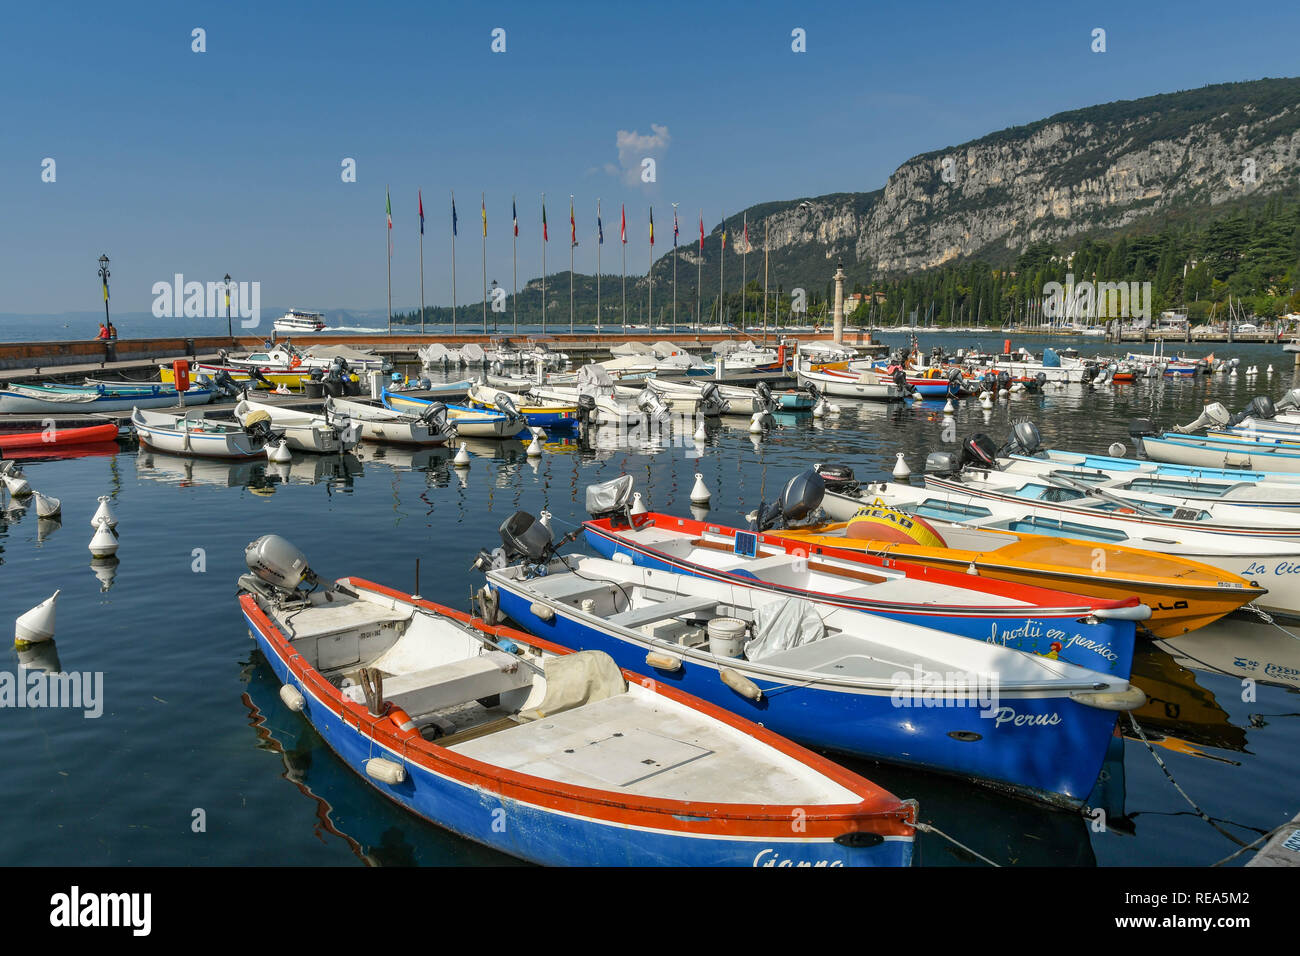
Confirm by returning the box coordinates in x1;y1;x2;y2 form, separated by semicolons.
481;192;488;335
596;199;602;333
719;211;725;328
671;203;678;336
763;220;769;346
569;195;575;335
541;192;547;334
697;209;703;332
512;194;518;335
418;190;426;335
386;184;392;335
648;207;653;332
451;191;458;336
621;206;627;332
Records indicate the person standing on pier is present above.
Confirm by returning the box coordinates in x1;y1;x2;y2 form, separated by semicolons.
106;321;117;340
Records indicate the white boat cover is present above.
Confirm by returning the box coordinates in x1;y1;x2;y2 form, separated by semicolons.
609;342;652;356
576;364;615;390
461;343;487;363
744;597;825;662
304;345;380;363
520;650;627;720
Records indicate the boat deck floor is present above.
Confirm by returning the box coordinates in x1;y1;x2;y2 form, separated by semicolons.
449;693;852;805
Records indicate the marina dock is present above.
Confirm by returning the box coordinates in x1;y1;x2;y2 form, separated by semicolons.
1246;811;1300;867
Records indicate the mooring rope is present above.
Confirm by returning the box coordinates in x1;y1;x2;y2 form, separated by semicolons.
913;821;1001;867
1126;714;1246;847
1209;820;1298;867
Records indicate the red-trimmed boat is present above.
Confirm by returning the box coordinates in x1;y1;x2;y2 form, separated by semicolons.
237;535;917;867
0;416;119;453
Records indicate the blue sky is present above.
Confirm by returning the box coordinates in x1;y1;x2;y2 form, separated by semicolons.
4;0;1298;316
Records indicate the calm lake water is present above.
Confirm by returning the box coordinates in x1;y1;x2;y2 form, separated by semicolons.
2;332;1297;867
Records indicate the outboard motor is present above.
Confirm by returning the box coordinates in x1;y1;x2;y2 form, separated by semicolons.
1128;418;1158;439
250;367;274;390
1082;362;1099;383
755;381;776;413
498;511;554;563
584;474;635;521
212;369;243;399
1229;395;1276;426
494;392;525;423
997;370;1011;392
924;450;961;476
1276;388;1300;413
1033;371;1048;393
575;393;597;434
698;382;726;416
803;382;822;405
891;367;914;396
813;463;858;493
1173;402;1230;433
240;534;341;601
240;409;277;447
1004;420;1043;457
636;387;673;427
959;433;1000;470
753;468;826;532
417;401;450;433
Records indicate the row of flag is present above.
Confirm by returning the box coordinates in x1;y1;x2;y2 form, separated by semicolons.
385;188;753;253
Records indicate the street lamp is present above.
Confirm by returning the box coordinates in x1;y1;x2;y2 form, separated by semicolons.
224;273;233;339
490;279;499;333
97;254;111;332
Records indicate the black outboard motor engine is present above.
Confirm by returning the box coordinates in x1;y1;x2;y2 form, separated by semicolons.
997;370;1011;392
755;381;775;413
1004;420;1043;457
753;468;826;532
493;393;525;424
498;511;554;563
892;367;914;396
813;463;858;493
1128;419;1158;455
698;382;724;415
575;393;597;436
959;433;1000;470
417;401;449;430
1082;362;1100;383
1229;395;1276;426
1033;371;1047;392
213;369;243;399
803;382;822;404
250;367;274;390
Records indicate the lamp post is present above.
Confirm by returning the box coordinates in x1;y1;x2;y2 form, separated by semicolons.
224;272;233;340
98;254;111;330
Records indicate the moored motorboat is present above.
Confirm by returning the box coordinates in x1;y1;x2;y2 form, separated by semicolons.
131;406;271;460
238;534;917;866
233;399;360;454
383;388;527;438
0;382;213;414
323;396;452;446
478;514;1144;810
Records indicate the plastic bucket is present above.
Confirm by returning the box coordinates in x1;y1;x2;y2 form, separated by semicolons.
707;617;748;658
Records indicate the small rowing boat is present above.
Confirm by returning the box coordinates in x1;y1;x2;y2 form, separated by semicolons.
383;388;528;439
131;407;270;460
239;535;917;866
0;382;212;414
0;416;119;452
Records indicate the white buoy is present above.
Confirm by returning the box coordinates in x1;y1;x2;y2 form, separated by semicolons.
828;403;840;416
979;392;993;409
538;510;552;531
453;442;470;467
33;492;61;518
748;411;764;434
813;399;826;418
693;418;707;441
3;473;31;498
690;473;711;505
1230;368;1238;377
91;495;117;530
1108;442;1128;458
630;492;648;517
89;525;119;558
526;431;543;457
1268;365;1275;373
266;438;292;463
15;590;59;647
892;453;911;480
943;398;955;414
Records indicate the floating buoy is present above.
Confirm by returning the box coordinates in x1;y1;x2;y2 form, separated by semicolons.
690;473;711;505
749;411;764;434
979;392;993;409
1108;442;1127;458
828;403;841;416
630;492;648;517
3;473;31;498
813;399;826;418
943;398;955;414
453;442;470;467
539;510;552;531
267;438;292;463
89;524;119;558
526;432;543;457
33;492;61;518
694;419;707;441
1230;368;1237;377
892;453;911;480
15;590;59;647
1268;364;1275;373
91;495;117;530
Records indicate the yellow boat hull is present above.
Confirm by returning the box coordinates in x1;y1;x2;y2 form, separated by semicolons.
775;523;1264;638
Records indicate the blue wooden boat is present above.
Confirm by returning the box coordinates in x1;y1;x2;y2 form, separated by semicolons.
382;388;527;438
0;382;214;414
237;535;917;866
582;510;1141;676
480;537;1144;810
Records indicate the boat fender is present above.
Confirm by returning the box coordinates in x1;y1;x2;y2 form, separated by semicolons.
1070;685;1147;712
364;758;407;785
279;684;305;712
720;667;762;701
645;651;682;672
529;601;555;622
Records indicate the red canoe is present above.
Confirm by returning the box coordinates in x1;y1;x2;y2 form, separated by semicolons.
0;420;120;452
